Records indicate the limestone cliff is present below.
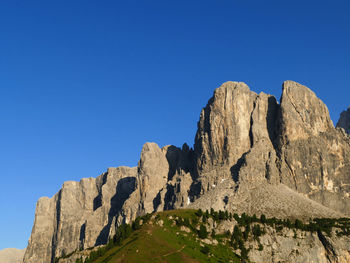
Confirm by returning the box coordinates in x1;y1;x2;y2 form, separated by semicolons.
23;80;350;263
23;167;137;263
277;81;350;215
193;82;280;194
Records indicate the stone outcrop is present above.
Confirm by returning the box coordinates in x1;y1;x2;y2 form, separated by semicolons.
23;80;350;263
0;248;25;263
337;107;350;134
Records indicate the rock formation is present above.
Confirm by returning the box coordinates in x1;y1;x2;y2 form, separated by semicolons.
23;167;137;263
203;216;350;263
116;142;169;224
249;228;350;263
0;248;25;263
337;107;350;134
194;82;280;194
277;82;350;215
23;80;350;263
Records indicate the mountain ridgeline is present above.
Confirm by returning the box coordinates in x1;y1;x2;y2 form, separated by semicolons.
23;81;350;263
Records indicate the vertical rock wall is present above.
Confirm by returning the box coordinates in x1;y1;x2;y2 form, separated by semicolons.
23;167;137;263
277;81;350;214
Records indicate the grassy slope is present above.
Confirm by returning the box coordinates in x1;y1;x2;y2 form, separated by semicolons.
75;209;350;263
90;210;240;263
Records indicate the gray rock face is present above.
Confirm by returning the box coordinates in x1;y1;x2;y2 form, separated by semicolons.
116;142;169;224
0;248;25;263
23;80;350;263
278;81;333;140
137;142;169;214
23;167;137;263
249;227;350;263
160;144;194;209
337;107;350;134
277;81;350;215
202;218;350;263
194;82;280;196
195;82;257;174
192;80;350;215
117;143;194;225
24;142;193;263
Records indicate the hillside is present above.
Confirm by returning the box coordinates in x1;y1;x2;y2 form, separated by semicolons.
57;209;239;263
56;209;350;263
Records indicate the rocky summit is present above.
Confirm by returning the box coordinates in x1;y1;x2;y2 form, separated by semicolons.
23;81;350;263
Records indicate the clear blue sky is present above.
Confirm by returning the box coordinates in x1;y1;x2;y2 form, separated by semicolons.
0;0;349;250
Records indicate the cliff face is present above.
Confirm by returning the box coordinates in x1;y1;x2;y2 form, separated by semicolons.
248;226;350;263
277;81;350;214
23;167;137;263
194;82;280;193
23;81;350;262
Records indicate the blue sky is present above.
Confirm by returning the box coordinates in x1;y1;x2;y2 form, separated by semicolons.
0;0;349;250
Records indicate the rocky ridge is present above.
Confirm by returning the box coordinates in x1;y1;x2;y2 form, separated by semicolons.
23;81;350;263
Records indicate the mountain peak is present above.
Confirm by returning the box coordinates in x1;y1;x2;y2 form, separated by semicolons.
280;80;333;140
23;81;350;263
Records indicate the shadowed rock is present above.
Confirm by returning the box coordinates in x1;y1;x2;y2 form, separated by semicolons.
337;106;350;134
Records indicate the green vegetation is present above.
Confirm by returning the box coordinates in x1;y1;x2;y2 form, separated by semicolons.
53;209;350;263
200;245;210;255
198;224;208;239
76;210;241;263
